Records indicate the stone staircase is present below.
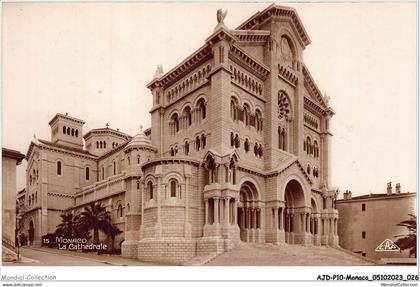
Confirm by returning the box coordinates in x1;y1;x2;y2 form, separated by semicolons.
204;242;375;266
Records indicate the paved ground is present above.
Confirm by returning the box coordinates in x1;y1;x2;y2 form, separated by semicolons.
3;247;157;266
3;244;374;266
205;243;375;266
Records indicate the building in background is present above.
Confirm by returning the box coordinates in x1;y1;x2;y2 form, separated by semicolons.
19;4;339;264
336;183;416;263
2;147;25;259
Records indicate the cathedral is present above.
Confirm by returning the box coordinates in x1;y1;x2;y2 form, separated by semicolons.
21;4;339;264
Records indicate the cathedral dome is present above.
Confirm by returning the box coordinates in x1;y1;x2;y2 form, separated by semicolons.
124;126;156;152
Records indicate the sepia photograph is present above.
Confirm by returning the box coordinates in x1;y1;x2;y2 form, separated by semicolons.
1;1;417;285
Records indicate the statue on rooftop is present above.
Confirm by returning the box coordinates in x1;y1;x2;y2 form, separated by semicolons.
217;9;227;25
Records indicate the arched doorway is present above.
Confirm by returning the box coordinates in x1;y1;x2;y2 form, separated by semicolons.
28;220;34;245
237;181;260;242
284;179;306;244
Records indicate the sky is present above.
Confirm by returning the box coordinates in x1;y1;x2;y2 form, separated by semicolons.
2;2;417;197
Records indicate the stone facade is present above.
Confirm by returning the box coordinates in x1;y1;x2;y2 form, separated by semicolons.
20;4;339;264
2;148;25;248
337;185;416;261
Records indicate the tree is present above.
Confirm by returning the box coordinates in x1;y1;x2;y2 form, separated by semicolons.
104;224;122;252
394;214;417;258
56;212;76;238
78;202;112;244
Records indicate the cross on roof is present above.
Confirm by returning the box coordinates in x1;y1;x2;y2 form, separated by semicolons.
105;123;109;128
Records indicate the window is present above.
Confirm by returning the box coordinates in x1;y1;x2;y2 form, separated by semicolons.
100;141;103;149
103;141;106;148
234;134;240;148
198;99;206;119
171;113;179;133
67;127;70;135
195;136;200;151
243;105;249;126
183;106;192;126
71;128;74;136
127;156;130;165
170;180;177;198
63;126;66;134
258;144;263;157
96;141;99;148
147;181;154;200
117;204;123;218
57;161;62;175
85;167;90;180
314;141;319;158
113;161;116;175
101;166;105;180
184;141;189;155
254;143;258;156
307;165;310;174
244;139;250;152
137;181;140;190
362;252;366;257
201;134;206;149
170;147;175;156
127;203;130;212
230;132;235;147
362;204;366;211
75;129;78;137
362;231;366;239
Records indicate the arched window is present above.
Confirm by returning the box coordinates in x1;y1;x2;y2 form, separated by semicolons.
170;179;177;198
254;143;258;156
113;161;116;175
314;141;319;158
195;136;200;151
244;138;250;152
171;113;179;133
279;128;286;151
184;141;189;155
258;144;263;157
67;127;70;135
112;142;115;148
234;134;240;148
127;203;130;212
85;167;90;180
127;156;130;165
103;141;106;149
170;147;175;156
63;126;66;134
230;132;235;147
230;98;238;120
96;141;99;149
75;129;78;137
197;98;206;119
243;104;250;126
183;106;192;127
117;204;123;218
278;127;283;150
201;134;206;149
71;128;74;136
306;137;311;155
147;181;154;200
56;161;62;175
136;180;140;190
307;165;311;174
29;175;32;185
137;155;140;165
255;110;263;131
101;166;105;180
100;141;103;149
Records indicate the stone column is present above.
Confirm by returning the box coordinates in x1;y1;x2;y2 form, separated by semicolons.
234;199;238;225
204;199;208;224
279;208;284;230
224;197;230;225
274;207;279;230
214;197;219;225
252;208;257;229
306;213;310;233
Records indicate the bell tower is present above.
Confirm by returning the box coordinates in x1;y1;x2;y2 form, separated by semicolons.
48;113;85;149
